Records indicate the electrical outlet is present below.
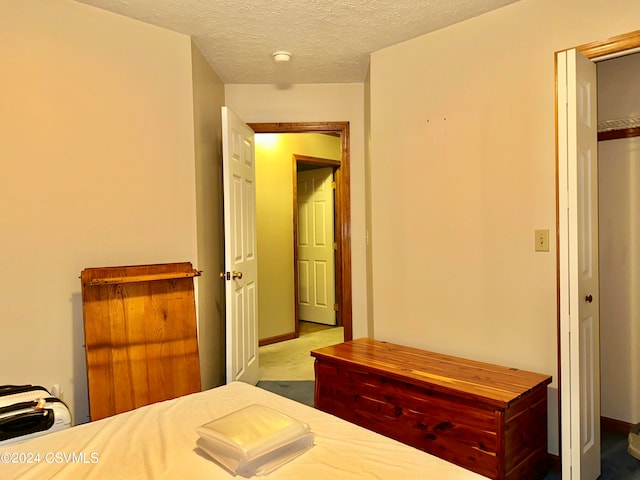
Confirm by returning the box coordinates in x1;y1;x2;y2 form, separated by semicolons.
535;229;549;252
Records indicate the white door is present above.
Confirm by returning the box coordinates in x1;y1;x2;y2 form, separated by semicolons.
221;106;259;385
297;167;336;325
558;49;601;480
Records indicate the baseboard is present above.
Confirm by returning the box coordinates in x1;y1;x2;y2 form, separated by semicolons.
547;453;560;473
258;331;296;347
601;416;633;435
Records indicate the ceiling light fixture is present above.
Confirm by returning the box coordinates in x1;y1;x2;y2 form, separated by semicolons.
272;51;292;63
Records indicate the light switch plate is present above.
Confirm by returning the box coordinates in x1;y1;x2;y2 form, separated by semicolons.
535;229;549;252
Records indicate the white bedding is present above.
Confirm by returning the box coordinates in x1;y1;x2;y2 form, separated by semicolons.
0;382;485;479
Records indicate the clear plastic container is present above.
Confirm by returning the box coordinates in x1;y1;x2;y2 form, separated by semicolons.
196;404;314;477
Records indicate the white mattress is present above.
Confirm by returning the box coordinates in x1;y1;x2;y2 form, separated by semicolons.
0;382;486;479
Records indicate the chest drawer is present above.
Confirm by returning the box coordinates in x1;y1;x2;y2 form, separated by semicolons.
311;339;551;480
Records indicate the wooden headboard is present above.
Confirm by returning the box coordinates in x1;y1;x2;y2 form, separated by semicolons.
81;262;201;421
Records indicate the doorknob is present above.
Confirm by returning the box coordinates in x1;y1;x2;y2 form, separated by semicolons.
221;271;243;280
585;294;593;303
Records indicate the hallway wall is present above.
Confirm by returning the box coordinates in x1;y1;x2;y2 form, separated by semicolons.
255;133;340;341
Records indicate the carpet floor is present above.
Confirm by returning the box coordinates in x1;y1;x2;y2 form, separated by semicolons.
256;380;315;407
542;431;640;479
258;326;344;380
599;430;640;479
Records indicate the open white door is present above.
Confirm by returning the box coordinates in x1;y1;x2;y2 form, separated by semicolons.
297;167;336;325
222;106;259;385
558;49;600;480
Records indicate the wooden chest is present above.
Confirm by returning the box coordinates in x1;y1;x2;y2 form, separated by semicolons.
311;339;552;480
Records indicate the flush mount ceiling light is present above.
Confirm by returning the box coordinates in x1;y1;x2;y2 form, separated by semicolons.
272;51;292;63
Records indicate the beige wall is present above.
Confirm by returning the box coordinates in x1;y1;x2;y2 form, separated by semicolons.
0;0;201;422
224;84;368;338
255;133;341;341
191;41;226;389
369;0;640;455
598;53;640;424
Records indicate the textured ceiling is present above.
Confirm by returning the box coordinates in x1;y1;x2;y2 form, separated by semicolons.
73;0;522;84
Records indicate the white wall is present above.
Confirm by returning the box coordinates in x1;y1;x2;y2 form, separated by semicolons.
224;84;368;338
369;0;640;455
599;137;640;424
0;0;199;423
598;53;640;424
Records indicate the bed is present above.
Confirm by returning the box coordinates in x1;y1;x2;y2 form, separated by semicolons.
0;382;486;479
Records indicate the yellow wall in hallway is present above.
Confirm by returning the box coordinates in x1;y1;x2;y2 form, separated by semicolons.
255;133;340;341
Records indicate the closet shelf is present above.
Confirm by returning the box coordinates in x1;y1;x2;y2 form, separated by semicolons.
88;269;202;286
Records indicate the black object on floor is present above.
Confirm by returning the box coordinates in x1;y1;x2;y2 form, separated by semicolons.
256;381;315;407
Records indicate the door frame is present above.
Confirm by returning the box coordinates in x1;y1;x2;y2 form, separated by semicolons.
555;29;640;475
293;156;340;333
249;122;352;342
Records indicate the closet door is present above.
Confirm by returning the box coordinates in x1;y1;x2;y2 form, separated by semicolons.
558;48;601;480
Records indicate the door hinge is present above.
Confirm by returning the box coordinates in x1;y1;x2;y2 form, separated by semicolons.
333;303;339;311
333;242;338;250
331;181;336;189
